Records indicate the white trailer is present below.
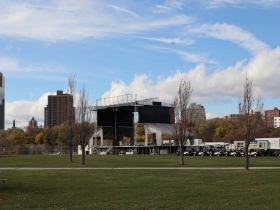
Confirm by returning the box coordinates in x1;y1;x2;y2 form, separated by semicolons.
255;138;280;149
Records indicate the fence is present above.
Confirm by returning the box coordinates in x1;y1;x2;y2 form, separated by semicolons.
0;146;79;155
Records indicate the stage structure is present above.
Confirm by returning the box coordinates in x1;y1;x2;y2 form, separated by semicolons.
89;94;186;147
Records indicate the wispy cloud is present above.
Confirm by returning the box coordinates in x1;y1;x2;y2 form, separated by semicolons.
0;57;69;73
133;36;193;45
193;0;280;9
108;5;139;17
0;1;192;42
186;23;270;54
0;56;72;82
0;57;18;71
147;46;217;63
154;0;184;13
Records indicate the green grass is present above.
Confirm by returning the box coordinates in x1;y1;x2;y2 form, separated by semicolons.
1;154;280;168
1;169;280;209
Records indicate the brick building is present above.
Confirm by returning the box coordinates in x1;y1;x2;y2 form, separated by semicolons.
44;91;75;128
29;117;38;128
265;108;280;128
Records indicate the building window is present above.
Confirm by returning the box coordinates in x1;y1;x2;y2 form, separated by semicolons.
237;143;243;147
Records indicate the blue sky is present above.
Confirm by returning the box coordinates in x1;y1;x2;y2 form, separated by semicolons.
1;0;280;128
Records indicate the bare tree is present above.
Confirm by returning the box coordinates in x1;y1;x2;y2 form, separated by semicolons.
171;80;193;165
238;73;264;171
60;74;76;162
75;84;95;165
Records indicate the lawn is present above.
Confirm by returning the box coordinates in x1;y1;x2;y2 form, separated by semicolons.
1;154;280;168
1;169;280;209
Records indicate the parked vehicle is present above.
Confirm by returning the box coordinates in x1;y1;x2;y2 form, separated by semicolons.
273;150;280;156
213;151;223;156
230;150;242;156
183;151;189;156
198;150;211;156
261;149;275;156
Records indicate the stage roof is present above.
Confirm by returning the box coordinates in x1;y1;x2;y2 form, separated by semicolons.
89;100;171;111
143;123;194;137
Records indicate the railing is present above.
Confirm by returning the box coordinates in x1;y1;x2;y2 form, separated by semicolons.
0;146;79;155
94;94;133;107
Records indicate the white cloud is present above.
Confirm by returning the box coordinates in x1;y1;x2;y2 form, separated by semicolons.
133;36;194;45
5;90;83;129
187;23;270;54
6;92;54;129
108;5;139;17
0;1;192;42
206;113;219;119
102;47;280;105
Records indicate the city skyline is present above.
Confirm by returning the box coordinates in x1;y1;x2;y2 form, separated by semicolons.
1;0;280;128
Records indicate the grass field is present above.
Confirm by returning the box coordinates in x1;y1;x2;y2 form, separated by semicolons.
1;155;280;209
1;169;280;209
1;154;280;168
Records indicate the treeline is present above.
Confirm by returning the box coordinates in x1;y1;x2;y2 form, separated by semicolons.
1;117;279;147
0;121;95;147
192;117;279;143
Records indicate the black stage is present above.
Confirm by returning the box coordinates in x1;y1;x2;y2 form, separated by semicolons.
94;101;172;146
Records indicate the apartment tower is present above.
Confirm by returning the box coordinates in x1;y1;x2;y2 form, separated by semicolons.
187;102;206;123
44;91;74;128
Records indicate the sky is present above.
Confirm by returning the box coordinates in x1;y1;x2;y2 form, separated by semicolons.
1;0;280;128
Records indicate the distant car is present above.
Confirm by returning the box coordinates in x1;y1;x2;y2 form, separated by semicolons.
192;151;199;156
213;151;222;156
230;150;242;157
222;151;230;156
260;149;274;156
249;150;263;157
184;151;193;156
273;150;280;156
198;151;210;156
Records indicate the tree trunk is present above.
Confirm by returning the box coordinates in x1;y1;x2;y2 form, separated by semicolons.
244;143;249;171
82;146;85;165
180;140;184;165
69;141;72;162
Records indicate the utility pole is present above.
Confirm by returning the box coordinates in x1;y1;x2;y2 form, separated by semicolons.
94;99;98;147
134;94;138;146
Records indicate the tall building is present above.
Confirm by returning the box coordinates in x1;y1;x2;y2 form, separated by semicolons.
187;103;206;123
265;108;280;128
44;90;74;128
29;117;38;128
223;114;240;120
0;72;5;130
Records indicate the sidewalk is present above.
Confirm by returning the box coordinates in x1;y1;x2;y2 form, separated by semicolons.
1;167;280;170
